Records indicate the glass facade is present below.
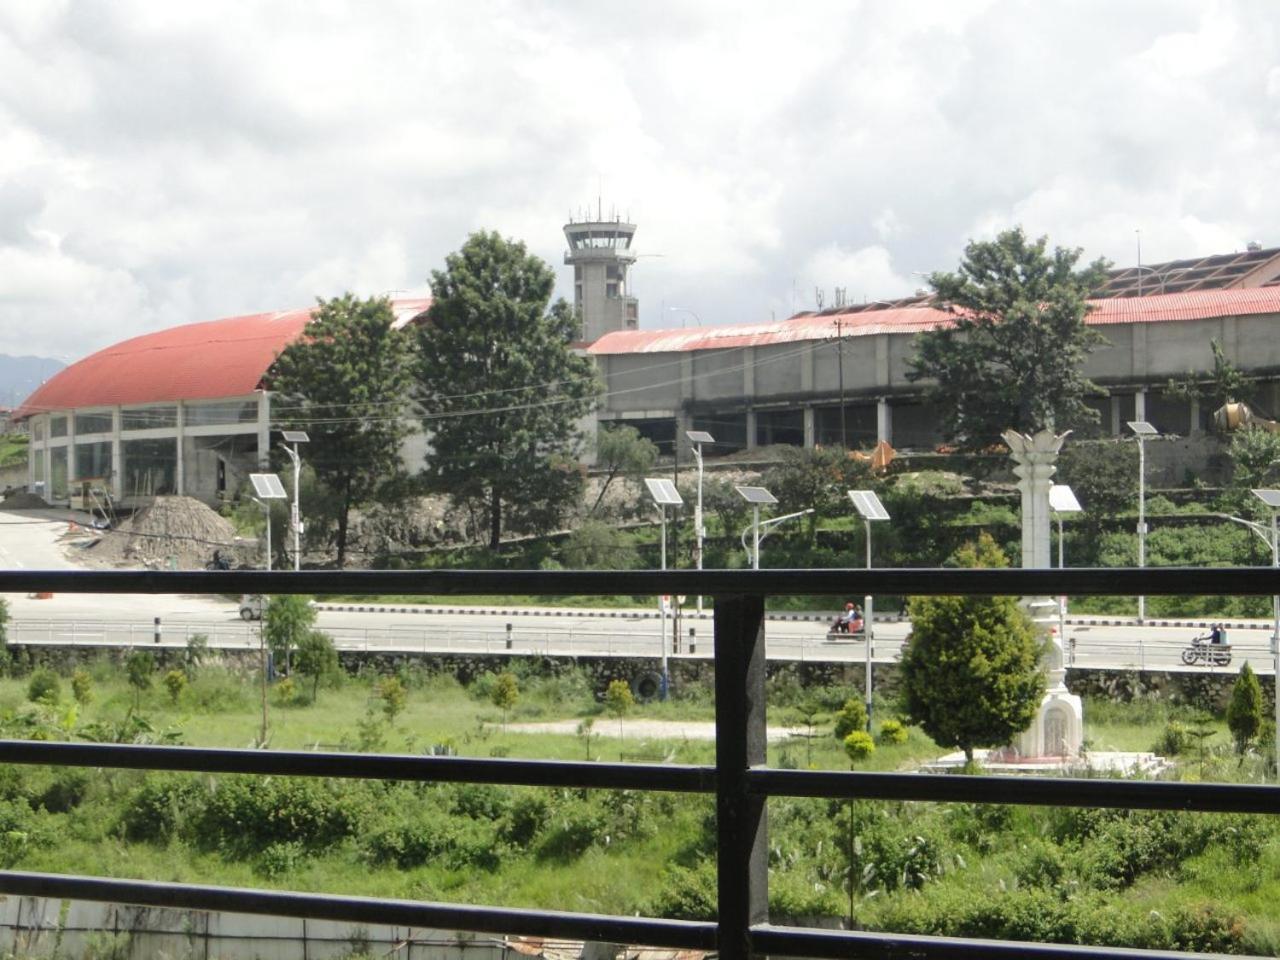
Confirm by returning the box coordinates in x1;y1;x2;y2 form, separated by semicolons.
185;400;258;426
75;411;114;435
122;406;178;431
50;416;67;438
74;441;112;480
123;438;177;496
49;447;68;499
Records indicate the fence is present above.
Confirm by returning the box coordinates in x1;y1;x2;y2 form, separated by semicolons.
1;566;1279;960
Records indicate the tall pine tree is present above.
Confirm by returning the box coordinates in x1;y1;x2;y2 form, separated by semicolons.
268;294;414;567
908;227;1110;451
416;232;600;548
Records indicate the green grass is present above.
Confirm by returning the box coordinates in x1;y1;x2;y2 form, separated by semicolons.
0;434;27;470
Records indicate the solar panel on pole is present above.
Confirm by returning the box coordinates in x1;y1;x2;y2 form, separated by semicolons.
1049;484;1083;513
847;489;889;521
249;474;288;499
644;478;683;506
735;485;777;505
685;430;715;444
281;430;310;443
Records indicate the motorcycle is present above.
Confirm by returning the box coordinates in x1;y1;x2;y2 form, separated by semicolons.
1181;633;1232;667
825;616;866;642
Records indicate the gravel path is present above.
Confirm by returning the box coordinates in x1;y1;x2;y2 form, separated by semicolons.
508;718;809;742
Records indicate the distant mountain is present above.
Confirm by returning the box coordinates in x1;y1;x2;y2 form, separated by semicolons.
0;354;65;409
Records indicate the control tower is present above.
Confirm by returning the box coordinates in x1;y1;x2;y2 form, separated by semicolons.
564;216;639;342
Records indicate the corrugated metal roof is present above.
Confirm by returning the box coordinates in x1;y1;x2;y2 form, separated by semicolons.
588;287;1280;355
14;298;430;419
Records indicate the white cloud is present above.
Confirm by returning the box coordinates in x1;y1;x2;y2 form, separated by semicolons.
1;0;1279;363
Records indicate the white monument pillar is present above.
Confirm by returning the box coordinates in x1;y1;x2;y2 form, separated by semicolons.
1002;428;1084;760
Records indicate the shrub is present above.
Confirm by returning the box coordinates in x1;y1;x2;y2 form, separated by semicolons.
27;668;61;705
197;776;367;856
38;769;90;814
647;859;718;921
377;676;407;722
121;774;209;843
1153;720;1189;756
256;840;309;878
877;719;908;745
843;731;876;763
1227;663;1263;753
0;798;50;867
833;698;867;740
162;669;187;705
71;669;93;706
499;791;549;846
274;676;297;705
365;812;499;871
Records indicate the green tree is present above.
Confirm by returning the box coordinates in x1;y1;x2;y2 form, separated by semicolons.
1222;427;1280;521
263;595;316;669
163;669;187;705
491;672;519;730
833;698;868;740
267;293;416;567
843;730;876;764
561;520;639;570
295;630;339;702
762;446;874;543
377;675;407;723
125;650;155;710
1167;338;1254;427
1226;662;1263;755
591;424;658;516
899;533;1046;762
415;231;601;548
605;679;634;748
71;668;93;706
908;227;1110;451
27;669;60;705
1056;441;1138;529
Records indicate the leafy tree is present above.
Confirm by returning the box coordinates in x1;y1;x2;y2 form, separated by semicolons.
163;669;187;705
833;698;868;740
415;231;601;548
295;630;339;702
908;227;1110;451
576;718;597;761
1056;441;1137;529
899;533;1046;762
184;634;209;678
591;425;658;515
27;669;61;705
605;679;634;747
1166;338;1254;426
561;520;639;570
267;293;416;567
1226;663;1263;755
762;446;875;543
125;650;155;710
264;595;316;669
490;672;519;730
1222;427;1280;522
703;477;750;556
378;676;407;723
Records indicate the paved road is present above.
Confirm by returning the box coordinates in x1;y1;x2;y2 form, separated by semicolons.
3;507;1276;674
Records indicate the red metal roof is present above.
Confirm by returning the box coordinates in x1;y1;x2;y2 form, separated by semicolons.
589;287;1280;355
15;298;430;419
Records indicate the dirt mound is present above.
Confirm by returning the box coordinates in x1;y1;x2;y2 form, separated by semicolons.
1;491;50;509
92;496;242;570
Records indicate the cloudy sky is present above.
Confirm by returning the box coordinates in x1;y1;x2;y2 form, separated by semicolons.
2;0;1278;360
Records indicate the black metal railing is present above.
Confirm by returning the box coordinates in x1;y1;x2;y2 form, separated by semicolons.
2;566;1279;960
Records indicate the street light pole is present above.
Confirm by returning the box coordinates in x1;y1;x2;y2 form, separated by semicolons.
685;431;715;614
836;316;846;448
279;431;309;573
848;490;890;733
1129;421;1157;623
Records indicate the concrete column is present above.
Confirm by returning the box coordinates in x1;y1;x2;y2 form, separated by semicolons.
745;409;758;450
800;343;814;393
1189;396;1201;435
67;413;77;485
675;409;693;458
175;402;186;496
874;334;890;388
110;407;122;499
803;407;815;448
256;392;271;469
743;346;756;400
1134;388;1146;423
1110;395;1121;436
876;398;893;445
680;354;695;404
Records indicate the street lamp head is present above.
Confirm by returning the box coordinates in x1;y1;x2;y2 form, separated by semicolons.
1049;484;1083;514
1252;489;1280;510
685;430;715;445
735;485;777;506
847;489;890;521
644;477;683;506
281;430;310;443
1127;420;1158;437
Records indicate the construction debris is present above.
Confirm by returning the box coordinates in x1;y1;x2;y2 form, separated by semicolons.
90;496;243;570
0;491;51;509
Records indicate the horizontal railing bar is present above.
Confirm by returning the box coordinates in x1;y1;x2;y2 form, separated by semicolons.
4;567;1280;596
0;741;715;793
752;769;1280;814
0;872;718;950
749;923;1243;959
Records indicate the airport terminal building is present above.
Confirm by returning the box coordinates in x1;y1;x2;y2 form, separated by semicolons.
16;222;1280;509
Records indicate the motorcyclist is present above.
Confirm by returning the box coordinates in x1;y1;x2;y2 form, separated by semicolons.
834;602;864;634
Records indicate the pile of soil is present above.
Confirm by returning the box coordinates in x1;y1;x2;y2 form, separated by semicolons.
0;491;50;509
91;496;242;570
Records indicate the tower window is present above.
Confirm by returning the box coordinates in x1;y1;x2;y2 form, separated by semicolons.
606;282;619;297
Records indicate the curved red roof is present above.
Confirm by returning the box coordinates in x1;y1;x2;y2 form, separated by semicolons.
15;299;430;420
589;286;1280;355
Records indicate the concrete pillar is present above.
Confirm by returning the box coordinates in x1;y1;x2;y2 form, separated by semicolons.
1134;388;1146;423
1110;395;1121;436
256;392;271;469
801;343;814;393
743;346;756;399
745;409;758;450
110;407;122;499
876;398;893;445
67;412;77;486
175;402;186;496
803;407;815;448
680;354;695;404
1189;396;1201;435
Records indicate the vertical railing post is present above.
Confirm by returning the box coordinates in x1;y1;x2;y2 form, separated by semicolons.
714;594;768;960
